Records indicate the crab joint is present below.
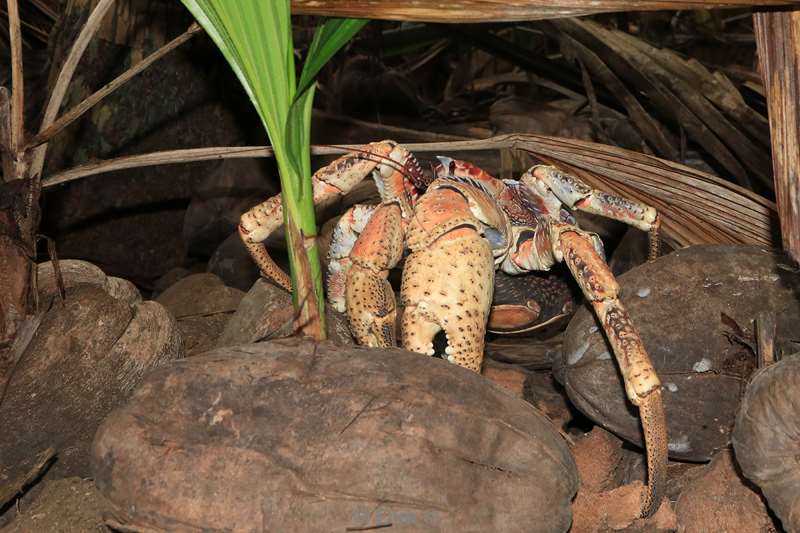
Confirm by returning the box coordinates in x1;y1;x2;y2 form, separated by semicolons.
559;230;660;402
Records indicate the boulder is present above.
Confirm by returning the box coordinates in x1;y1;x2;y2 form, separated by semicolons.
92;339;578;532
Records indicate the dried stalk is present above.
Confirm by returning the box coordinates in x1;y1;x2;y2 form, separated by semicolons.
25;23;202;151
0;89;13;182
7;0;23;156
560;33;679;160
29;0;116;179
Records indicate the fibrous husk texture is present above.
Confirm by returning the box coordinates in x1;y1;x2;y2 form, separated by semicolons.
92;338;577;532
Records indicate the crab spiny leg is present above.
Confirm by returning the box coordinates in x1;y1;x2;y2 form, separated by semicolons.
239;142;397;291
523;166;658;232
327;204;379;313
559;229;667;518
346;203;405;347
648;214;662;262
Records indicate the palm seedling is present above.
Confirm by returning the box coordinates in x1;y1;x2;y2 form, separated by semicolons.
179;0;366;339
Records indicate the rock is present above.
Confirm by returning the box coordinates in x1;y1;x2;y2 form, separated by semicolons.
325;304;357;346
557;245;800;461
92;339;578;532
151;266;195;297
733;354;800;531
675;450;775;532
207;231;261;292
486;335;563;370
155;273;244;355
0;284;183;483
215;279;294;346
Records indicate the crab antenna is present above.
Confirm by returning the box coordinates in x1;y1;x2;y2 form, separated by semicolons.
320;143;429;191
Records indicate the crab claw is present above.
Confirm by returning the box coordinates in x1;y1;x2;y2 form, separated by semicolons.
400;227;495;372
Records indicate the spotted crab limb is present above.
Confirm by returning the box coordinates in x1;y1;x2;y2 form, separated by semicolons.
238;141;401;291
346;203;405;348
327;204;379;313
522;166;658;232
401;228;494;372
559;229;667;518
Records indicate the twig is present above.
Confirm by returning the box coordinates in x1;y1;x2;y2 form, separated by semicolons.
24;23;202;150
43;146;276;187
7;0;24;155
30;0;58;21
754;9;800;263
29;0;116;179
755;311;777;368
0;88;14;182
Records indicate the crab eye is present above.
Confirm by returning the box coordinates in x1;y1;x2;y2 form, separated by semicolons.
435;156;455;174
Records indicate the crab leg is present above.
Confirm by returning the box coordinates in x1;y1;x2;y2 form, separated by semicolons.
559;229;667;518
238;142;400;291
327;204;379;313
524;165;663;261
346;203;405;348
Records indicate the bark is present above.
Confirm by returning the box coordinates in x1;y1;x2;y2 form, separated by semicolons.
754;8;800;263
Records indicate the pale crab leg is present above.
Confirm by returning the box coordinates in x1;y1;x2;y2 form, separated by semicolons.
238;141;406;291
327;204;379;313
522;166;662;260
346;203;405;347
558;228;667;518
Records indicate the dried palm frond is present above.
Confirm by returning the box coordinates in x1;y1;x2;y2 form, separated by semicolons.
291;0;794;23
42;129;779;251
554;18;772;190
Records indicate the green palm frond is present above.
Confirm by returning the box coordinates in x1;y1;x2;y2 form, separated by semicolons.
181;0;366;335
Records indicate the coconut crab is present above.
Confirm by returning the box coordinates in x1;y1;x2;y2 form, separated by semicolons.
239;141;667;517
